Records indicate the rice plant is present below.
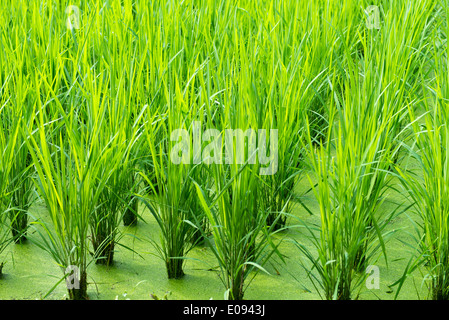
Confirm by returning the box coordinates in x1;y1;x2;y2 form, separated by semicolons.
2;110;35;244
295;41;406;297
0;21;38;244
139;104;200;279
0;105;18;275
195;162;281;300
90;149;136;266
86;98;141;266
297;106;394;299
397;105;449;299
24;85;130;299
394;8;449;298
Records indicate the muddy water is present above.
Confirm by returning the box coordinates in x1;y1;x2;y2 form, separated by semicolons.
0;177;427;300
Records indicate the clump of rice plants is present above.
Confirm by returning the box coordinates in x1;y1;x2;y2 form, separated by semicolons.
292;0;437;288
0;42;37;243
0;114;17;275
295;47;403;297
139;105;200;279
88;100;142;266
24;88;130;299
0;80;30;268
296;112;392;299
91;157;135;266
87;102;141;266
4;114;35;244
397;103;449;300
195;162;281;300
394;17;449;298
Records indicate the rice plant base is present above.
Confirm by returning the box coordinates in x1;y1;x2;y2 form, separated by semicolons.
94;244;115;266
230;270;245;300
10;212;28;244
431;286;449;300
11;230;27;244
166;259;185;280
123;196;138;226
266;214;287;232
67;271;88;300
93;238;115;266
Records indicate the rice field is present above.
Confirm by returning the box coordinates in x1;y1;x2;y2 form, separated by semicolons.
0;0;448;301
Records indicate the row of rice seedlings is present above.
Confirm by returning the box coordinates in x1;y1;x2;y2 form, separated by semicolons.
258;0;370;231
394;4;449;299
0;5;16;276
94;0;148;228
194;46;284;296
173;0;325;233
194;133;282;300
254;0;366;230
330;12;423;270
85;93;141;266
0;1;39;270
396;95;449;299
121;0;292;294
0;0;144;292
